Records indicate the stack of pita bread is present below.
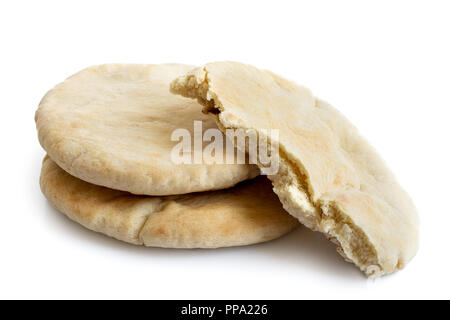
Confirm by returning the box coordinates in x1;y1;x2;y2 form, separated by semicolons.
36;62;419;277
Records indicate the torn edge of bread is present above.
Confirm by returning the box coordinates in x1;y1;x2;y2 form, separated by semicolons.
170;68;386;277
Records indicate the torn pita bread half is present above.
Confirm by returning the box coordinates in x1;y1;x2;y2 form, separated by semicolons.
40;156;298;248
171;61;419;276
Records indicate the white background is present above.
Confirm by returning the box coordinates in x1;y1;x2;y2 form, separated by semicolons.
1;0;449;300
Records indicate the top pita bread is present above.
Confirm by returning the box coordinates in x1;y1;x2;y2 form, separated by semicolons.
36;64;258;196
171;61;419;276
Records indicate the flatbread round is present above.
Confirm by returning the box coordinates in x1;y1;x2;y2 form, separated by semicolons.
35;64;259;196
171;61;419;276
40;156;298;248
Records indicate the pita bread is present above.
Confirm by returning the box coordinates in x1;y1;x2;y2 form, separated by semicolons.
35;64;259;196
40;156;298;248
171;61;419;276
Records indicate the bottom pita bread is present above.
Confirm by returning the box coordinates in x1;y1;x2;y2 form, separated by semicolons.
40;156;298;248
